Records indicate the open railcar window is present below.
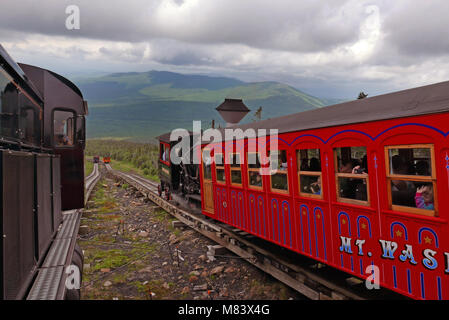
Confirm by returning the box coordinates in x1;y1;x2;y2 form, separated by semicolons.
269;150;289;193
215;153;225;184
247;152;263;189
53;110;75;147
334;146;369;205
202;148;212;180
385;144;437;216
230;153;242;186
297;149;322;198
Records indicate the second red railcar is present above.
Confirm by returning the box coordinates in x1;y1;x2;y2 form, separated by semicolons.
199;80;449;300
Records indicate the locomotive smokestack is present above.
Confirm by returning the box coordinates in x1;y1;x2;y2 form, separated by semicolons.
216;98;250;127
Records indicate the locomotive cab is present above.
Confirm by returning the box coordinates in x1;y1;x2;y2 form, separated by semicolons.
18;63;88;210
157;131;200;206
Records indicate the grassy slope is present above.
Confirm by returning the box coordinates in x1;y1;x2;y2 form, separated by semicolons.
77;71;332;141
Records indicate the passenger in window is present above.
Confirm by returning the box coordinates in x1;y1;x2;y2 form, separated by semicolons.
415;184;434;210
280;152;288;170
300;160;309;171
250;172;263;187
415;160;430;176
309;157;320;171
361;155;368;173
340;159;360;173
308;176;321;195
391;155;413;191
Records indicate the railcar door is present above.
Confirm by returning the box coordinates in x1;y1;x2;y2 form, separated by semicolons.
53;109;84;210
202;148;214;214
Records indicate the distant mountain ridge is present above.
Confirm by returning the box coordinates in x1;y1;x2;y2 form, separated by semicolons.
76;70;342;142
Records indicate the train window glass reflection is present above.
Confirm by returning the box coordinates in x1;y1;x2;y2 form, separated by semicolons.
160;143;168;162
18;93;40;146
202;149;212;180
230;153;242;186
334;146;369;205
269;150;289;193
385;144;437;216
54;110;75;147
0;69;19;140
215;153;225;184
248;152;263;189
297;149;322;198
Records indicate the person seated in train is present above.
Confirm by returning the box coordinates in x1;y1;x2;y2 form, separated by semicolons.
308;176;321;195
415;184;434;210
250;173;263;187
339;159;359;198
279;152;288;171
309;157;320;172
62;134;72;145
391;155;414;191
415;160;430;176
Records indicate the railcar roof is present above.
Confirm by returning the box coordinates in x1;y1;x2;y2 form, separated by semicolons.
157;130;194;144
226;80;449;137
0;45;44;103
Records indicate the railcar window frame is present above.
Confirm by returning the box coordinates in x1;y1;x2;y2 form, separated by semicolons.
297;148;323;199
229;152;243;187
52;108;76;148
334;146;370;206
201;147;212;182
159;142;170;165
269;149;289;194
247;152;263;190
385;144;438;217
215;152;226;184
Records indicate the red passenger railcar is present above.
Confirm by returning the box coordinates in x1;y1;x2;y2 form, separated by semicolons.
199;81;449;300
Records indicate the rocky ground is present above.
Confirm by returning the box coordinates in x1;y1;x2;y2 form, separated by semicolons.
79;169;305;300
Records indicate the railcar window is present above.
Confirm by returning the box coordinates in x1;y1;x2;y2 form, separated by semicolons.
53;110;75;147
269;150;289;193
202;149;212;180
215;153;225;183
230;153;242;185
297;149;322;198
18;93;41;146
160;143;169;162
248;152;263;189
385;145;437;216
0;69;19;140
334;146;369;205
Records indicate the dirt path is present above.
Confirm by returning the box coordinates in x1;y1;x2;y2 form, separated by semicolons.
79;171;304;300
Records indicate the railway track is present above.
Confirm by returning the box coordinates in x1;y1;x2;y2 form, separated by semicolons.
85;163;102;204
27;163;101;300
105;165;407;300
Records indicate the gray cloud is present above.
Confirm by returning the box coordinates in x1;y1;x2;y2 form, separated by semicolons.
382;1;449;58
0;0;369;53
1;0;449;99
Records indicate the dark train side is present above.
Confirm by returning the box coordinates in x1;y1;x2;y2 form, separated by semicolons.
0;45;87;299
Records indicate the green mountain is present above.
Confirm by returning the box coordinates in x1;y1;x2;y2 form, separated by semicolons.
76;71;334;142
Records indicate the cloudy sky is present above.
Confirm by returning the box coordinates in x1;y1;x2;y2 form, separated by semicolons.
1;0;448;98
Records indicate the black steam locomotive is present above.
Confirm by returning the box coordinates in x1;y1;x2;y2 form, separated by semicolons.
0;45;87;299
157;132;201;208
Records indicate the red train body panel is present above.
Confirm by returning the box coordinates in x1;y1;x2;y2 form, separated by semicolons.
199;94;449;300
